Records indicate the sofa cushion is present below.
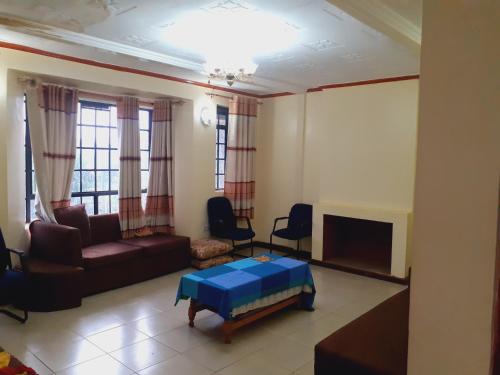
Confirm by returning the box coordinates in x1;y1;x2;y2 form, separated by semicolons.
119;235;190;257
54;205;91;247
82;242;143;269
89;214;122;245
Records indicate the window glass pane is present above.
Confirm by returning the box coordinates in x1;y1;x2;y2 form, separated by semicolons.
82;171;95;192
110;171;119;191
77;103;81;124
140;130;149;150
30;200;36;220
110;106;117;127
32;174;37;193
96;110;109;126
218;115;226;126
218;145;225;159
71;172;80;193
96;127;109;148
98;195;110;214
75;150;81;170
81;108;95;125
141;192;147;209
215;175;218;189
140;151;149;170
110;149;119;170
81;149;95;169
218;129;225;143
82;196;94;215
71;197;81;206
141;171;149;190
110;128;118;149
218;159;225;173
96;149;109;170
218;175;225;189
81;126;95;147
76;125;81;146
110;194;119;213
96;171;110;191
139;110;149;130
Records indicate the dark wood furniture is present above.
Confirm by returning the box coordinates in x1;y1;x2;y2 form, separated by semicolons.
315;288;409;375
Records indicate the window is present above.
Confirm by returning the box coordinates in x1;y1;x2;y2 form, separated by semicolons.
25;99;152;221
215;106;228;190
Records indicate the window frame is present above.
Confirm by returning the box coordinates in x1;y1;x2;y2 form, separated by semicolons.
25;98;152;221
215;105;229;191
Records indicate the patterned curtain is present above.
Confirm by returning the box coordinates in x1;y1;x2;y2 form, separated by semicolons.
224;95;258;218
117;96;144;238
145;99;175;234
26;84;78;222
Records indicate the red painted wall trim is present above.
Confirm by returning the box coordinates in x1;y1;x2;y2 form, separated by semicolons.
0;41;262;98
306;75;420;93
0;41;419;98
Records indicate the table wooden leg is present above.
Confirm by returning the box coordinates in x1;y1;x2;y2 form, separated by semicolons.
222;321;232;344
188;300;197;327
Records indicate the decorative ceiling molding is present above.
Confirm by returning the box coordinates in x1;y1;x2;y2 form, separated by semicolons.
0;13;204;71
326;0;421;53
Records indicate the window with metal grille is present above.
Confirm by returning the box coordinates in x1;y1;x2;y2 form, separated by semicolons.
215;105;228;190
25;98;151;221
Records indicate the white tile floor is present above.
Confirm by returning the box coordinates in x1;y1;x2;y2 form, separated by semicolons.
0;248;406;374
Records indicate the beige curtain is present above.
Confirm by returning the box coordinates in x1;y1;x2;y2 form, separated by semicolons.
145;99;175;234
224;95;257;218
118;96;144;238
26;84;78;222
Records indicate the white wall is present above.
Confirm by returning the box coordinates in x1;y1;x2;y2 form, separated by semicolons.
0;47;233;249
408;1;500;374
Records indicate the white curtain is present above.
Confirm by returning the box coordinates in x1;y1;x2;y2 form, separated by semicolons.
145;99;175;234
117;96;144;238
26;84;78;222
224;95;257;218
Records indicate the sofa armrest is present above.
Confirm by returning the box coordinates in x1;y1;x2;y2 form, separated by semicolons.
29;220;83;267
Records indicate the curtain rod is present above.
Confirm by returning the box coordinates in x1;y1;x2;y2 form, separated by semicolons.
205;92;262;104
17;76;185;106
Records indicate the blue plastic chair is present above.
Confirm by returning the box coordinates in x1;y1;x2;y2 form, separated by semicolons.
207;197;255;257
270;204;313;258
0;228;28;323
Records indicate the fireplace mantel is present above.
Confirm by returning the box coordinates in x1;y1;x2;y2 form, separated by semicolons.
312;202;412;279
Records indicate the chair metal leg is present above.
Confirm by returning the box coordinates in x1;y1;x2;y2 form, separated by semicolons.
269;234;273;254
250;238;254;257
296;239;301;259
0;308;28;323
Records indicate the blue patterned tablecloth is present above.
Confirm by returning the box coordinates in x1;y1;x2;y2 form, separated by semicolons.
176;253;315;320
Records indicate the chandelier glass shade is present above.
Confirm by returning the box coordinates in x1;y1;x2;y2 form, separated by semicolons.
204;60;258;86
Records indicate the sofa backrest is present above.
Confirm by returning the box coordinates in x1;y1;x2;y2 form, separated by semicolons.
54;205;92;247
89;213;122;245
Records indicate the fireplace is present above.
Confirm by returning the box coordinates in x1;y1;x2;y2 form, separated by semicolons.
312;202;411;279
322;215;393;275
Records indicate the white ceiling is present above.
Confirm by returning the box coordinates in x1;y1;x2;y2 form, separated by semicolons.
0;0;422;95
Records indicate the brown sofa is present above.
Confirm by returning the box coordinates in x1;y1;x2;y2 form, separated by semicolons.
27;205;190;311
314;288;409;375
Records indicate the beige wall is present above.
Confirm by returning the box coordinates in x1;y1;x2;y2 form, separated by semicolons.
254;94;306;246
255;79;419;252
408;1;500;374
0;48;233;249
303;80;419;211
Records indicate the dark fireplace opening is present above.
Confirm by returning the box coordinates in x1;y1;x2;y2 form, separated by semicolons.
323;215;392;275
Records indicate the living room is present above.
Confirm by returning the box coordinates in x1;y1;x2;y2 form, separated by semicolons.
0;1;498;375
